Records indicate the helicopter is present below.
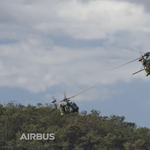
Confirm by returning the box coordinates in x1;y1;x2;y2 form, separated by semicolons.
111;52;150;76
51;86;94;115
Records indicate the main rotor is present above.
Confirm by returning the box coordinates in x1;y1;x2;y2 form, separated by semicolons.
52;86;94;103
111;52;150;75
60;86;94;102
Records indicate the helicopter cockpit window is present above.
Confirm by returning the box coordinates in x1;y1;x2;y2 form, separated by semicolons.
147;56;150;61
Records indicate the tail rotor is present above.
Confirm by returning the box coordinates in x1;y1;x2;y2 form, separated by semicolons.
51;96;56;103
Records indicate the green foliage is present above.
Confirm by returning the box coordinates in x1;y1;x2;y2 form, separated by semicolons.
0;102;150;150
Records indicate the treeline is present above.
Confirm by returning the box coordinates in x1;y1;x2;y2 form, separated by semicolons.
0;102;150;150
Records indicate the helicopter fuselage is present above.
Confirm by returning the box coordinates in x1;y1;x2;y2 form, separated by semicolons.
56;100;79;115
141;56;150;76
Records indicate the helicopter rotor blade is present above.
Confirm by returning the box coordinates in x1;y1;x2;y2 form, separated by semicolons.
140;65;144;70
132;64;144;75
139;51;144;56
59;92;67;102
52;96;56;100
68;86;94;99
110;57;142;71
59;99;67;102
63;91;66;99
132;68;145;75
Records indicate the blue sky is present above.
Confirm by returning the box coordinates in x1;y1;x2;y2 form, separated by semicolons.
0;0;150;128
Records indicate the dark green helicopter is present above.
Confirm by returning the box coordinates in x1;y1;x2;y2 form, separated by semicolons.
111;52;150;76
51;86;94;115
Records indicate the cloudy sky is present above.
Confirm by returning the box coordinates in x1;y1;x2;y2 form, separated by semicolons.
0;0;150;127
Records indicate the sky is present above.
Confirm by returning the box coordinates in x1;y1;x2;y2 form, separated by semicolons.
0;0;150;128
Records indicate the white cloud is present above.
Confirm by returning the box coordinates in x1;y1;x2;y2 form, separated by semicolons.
0;0;150;40
0;35;148;95
32;0;149;40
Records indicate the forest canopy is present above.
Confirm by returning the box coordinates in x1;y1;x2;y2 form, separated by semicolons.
0;102;150;150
